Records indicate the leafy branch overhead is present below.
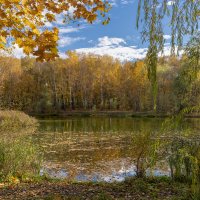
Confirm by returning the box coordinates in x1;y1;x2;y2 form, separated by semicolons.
0;0;110;61
137;0;200;54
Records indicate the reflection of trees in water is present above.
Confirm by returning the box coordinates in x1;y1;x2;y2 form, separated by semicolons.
38;117;163;133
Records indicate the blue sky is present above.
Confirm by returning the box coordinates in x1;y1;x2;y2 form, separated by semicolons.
13;0;175;61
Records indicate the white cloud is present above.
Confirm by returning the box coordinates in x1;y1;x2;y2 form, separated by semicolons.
59;37;85;47
97;36;126;47
12;45;25;58
121;0;134;5
163;35;171;40
0;44;25;58
74;37;180;62
75;36;146;61
9;42;182;61
59;26;86;34
167;1;175;6
110;0;134;6
76;45;181;62
88;40;94;44
59;52;67;59
76;45;147;61
110;0;117;6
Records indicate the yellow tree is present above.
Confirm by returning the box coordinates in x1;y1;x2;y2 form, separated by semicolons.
64;51;79;110
0;55;21;108
0;0;110;61
132;61;150;111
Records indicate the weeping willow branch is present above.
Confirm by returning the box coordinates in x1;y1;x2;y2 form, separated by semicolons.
137;0;200;111
146;46;158;111
185;32;200;76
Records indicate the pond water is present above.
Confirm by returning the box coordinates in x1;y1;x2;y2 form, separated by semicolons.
33;117;200;182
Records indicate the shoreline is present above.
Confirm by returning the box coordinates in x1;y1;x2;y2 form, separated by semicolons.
28;111;200;118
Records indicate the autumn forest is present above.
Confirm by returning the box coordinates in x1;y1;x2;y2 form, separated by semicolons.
0;52;198;115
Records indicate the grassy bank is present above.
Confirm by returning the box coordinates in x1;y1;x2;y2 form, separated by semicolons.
0;177;191;200
0;111;41;183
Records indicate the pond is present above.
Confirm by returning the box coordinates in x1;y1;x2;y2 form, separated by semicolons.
33;117;200;182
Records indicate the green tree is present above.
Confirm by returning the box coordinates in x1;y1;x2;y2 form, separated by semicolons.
174;33;200;111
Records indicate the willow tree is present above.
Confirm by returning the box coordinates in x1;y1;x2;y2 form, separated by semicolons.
137;0;200;110
185;32;200;73
0;0;110;61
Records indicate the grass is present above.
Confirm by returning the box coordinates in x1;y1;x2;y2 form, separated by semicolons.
0;110;41;182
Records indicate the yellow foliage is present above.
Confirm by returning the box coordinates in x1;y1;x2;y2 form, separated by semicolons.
0;0;110;61
9;176;20;184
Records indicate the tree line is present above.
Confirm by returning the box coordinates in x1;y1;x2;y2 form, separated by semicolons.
0;51;199;114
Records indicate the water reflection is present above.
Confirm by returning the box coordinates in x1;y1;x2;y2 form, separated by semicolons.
33;117;199;182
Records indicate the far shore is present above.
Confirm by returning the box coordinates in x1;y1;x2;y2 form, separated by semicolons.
29;111;200;118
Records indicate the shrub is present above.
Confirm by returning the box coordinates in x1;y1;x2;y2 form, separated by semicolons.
168;138;200;199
